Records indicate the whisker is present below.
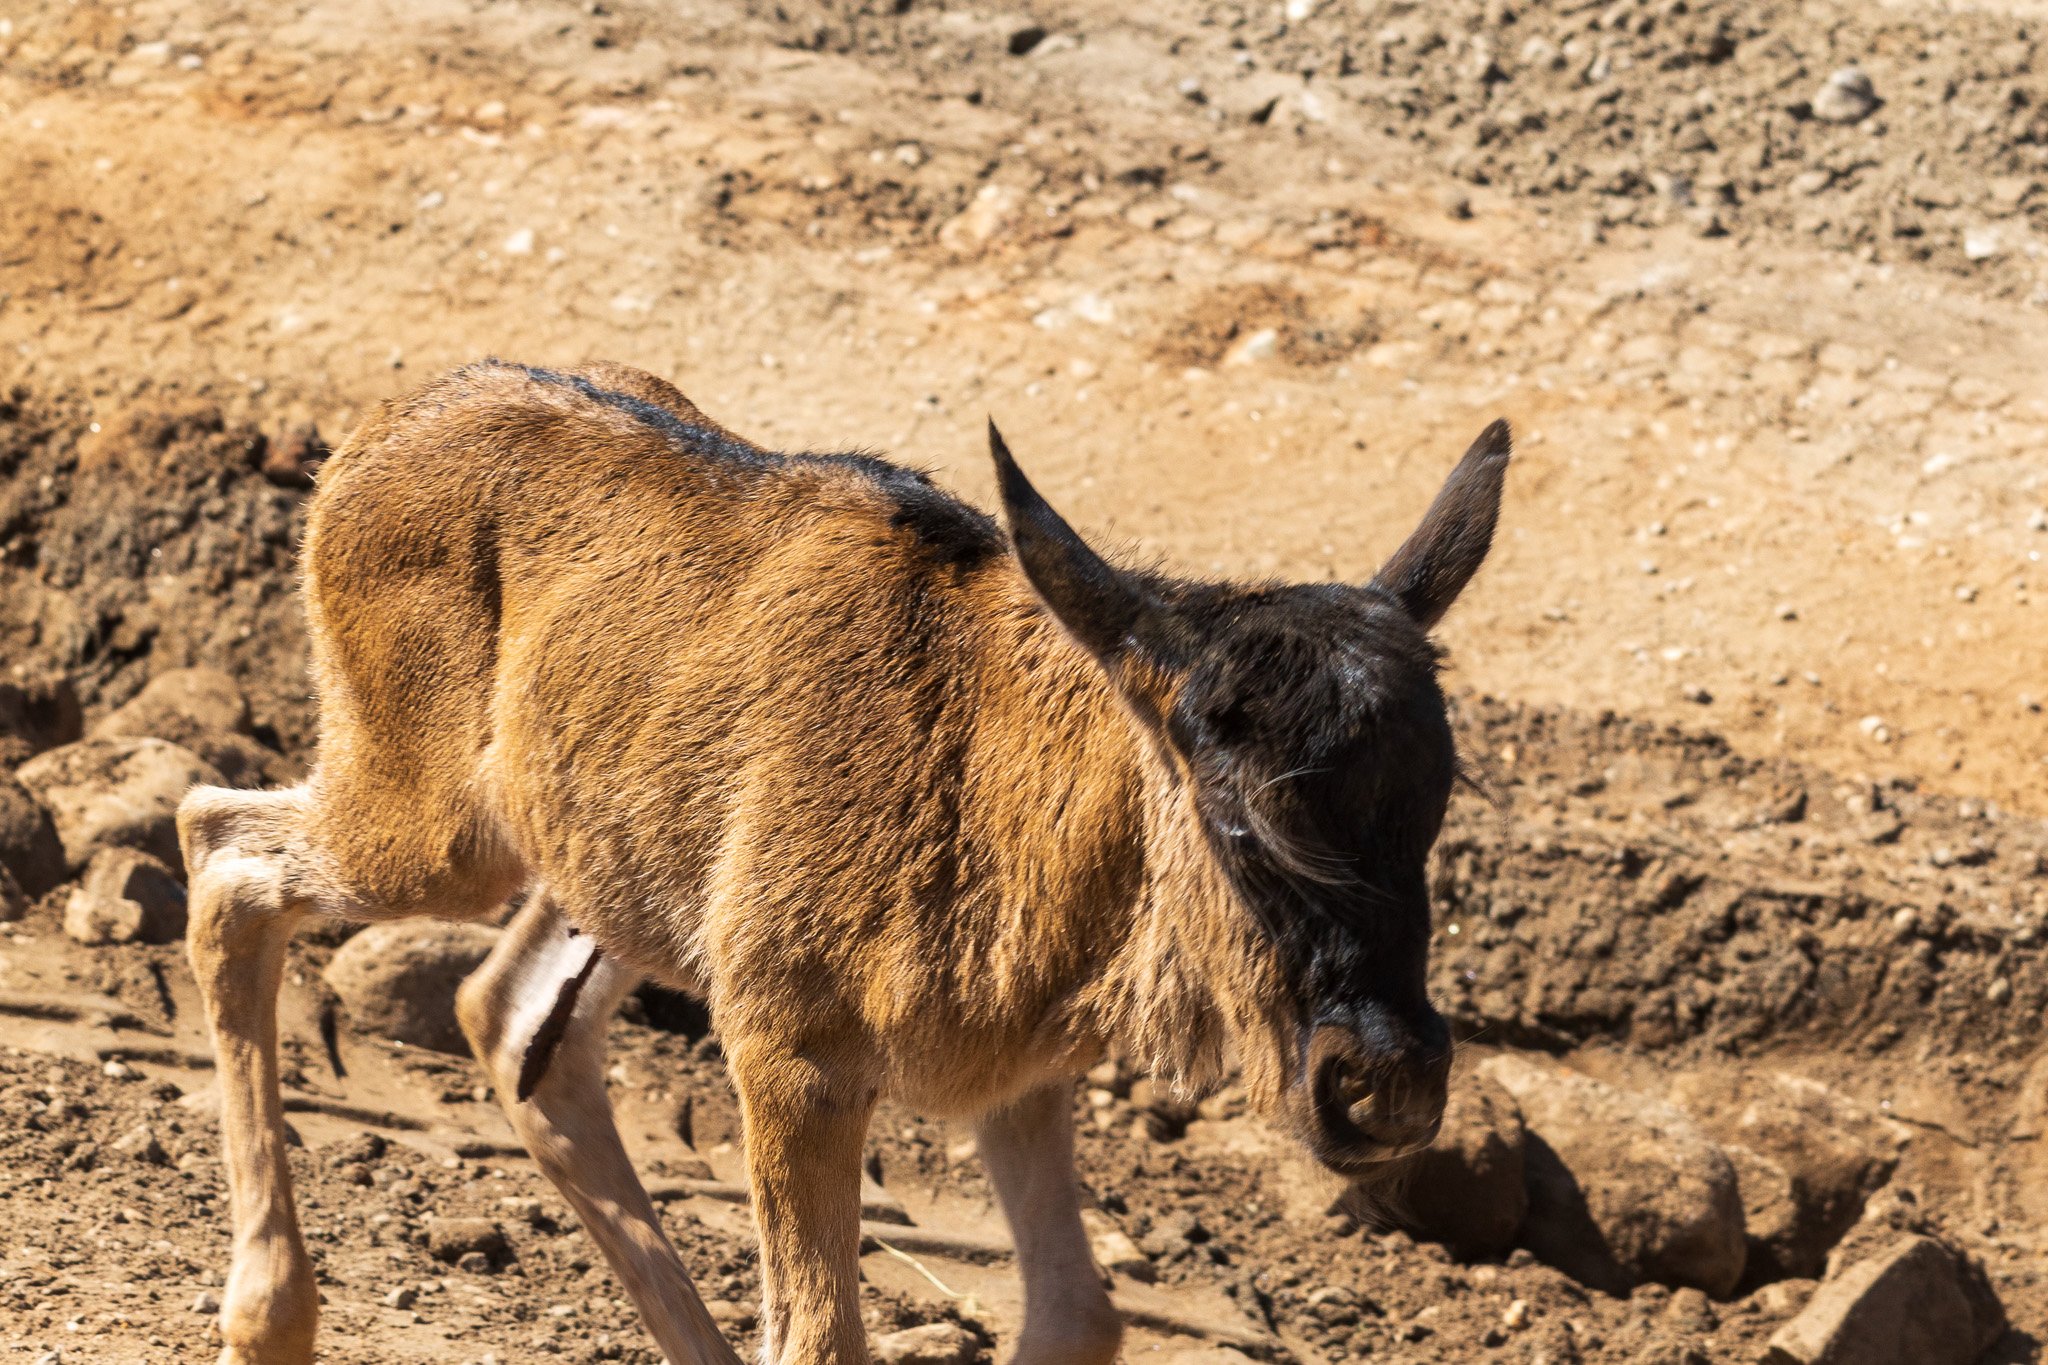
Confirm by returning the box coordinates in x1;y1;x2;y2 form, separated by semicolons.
1252;764;1328;795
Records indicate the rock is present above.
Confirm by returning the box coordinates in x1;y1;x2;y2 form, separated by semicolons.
426;1216;508;1266
111;1123;169;1165
1128;1076;1198;1140
191;1290;221;1314
873;1322;978;1365
0;863;25;922
15;738;222;872
1764;1236;2004;1365
1480;1054;1745;1297
261;425;326;488
89;669;297;789
1090;1225;1155;1282
63;848;188;945
1391;1072;1528;1259
0;771;67;898
1810;67;1879;124
1006;25;1048;57
323;922;502;1053
937;184;1024;253
0;673;83;766
1726;1144;1808;1283
1750;1278;1818;1319
1694;1072;1897;1281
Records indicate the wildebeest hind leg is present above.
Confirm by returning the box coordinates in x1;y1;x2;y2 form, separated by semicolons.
459;892;741;1365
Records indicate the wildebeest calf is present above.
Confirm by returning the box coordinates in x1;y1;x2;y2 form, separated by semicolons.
178;360;1510;1364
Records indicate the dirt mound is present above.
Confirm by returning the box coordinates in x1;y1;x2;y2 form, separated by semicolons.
1434;698;2048;1059
0;391;315;753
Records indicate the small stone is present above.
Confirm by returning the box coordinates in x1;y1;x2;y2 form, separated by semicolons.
383;1285;418;1310
111;1123;168;1164
1006;25;1048;57
1503;1298;1530;1329
191;1290;220;1314
1961;227;2003;262
874;1321;978;1365
1987;977;2012;1005
63;847;188;946
426;1216;508;1266
1810;67;1879;124
1681;683;1714;705
1224;327;1279;366
501;227;536;256
1751;1278;1818;1318
1091;1227;1155;1282
259;426;325;488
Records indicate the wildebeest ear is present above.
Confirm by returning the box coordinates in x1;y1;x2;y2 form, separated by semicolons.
988;420;1152;669
1369;419;1511;630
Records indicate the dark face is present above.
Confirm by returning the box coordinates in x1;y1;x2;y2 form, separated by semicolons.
1165;585;1457;1170
988;417;1510;1174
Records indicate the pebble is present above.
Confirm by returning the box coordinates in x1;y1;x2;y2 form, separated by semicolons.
501;228;535;255
1811;67;1879;124
874;1321;978;1365
1503;1298;1530;1329
191;1291;220;1314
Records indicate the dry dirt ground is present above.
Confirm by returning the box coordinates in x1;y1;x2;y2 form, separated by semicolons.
2;0;2047;1361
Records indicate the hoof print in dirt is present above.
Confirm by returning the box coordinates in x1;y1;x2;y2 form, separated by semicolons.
90;668;300;789
15;736;222;872
426;1215;510;1270
0;770;68;899
1381;1070;1527;1261
323;921;503;1054
872;1321;980;1365
1481;1054;1745;1298
1764;1235;2003;1365
64;846;188;945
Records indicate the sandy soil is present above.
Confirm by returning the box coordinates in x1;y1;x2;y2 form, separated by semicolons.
1;0;2045;1361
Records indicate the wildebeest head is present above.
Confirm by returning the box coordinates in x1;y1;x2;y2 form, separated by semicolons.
989;418;1510;1173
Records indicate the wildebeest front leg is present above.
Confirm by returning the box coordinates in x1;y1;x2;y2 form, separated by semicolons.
458;894;741;1365
729;1044;874;1364
976;1081;1122;1365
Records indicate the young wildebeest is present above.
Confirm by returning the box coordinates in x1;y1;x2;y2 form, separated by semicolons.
178;359;1509;1365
